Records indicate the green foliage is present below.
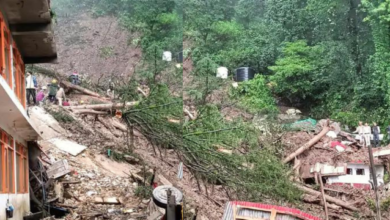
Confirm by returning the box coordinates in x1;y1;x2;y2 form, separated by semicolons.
382;197;390;211
230;75;277;113
367;198;376;211
44;107;74;123
269;41;323;101
121;84;301;203
134;185;153;199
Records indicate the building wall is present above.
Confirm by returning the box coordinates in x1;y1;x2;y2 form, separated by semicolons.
0;119;30;219
327;163;384;189
0;194;30;220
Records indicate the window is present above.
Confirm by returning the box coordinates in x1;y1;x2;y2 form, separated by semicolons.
0;20;12;87
346;168;352;175
12;44;26;109
0;129;14;193
16;143;28;193
356;169;365;175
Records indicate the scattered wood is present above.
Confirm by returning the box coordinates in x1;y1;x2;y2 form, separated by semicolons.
168;118;181;124
111;118;127;132
68;101;139;110
323;187;350;195
295;184;358;211
74;109;108;115
94;197;121;204
318;173;329;220
80;212;104;217
54;181;64;203
283;126;330;163
137;87;148;97
59;204;77;209
61;180;81;185
184;108;196;120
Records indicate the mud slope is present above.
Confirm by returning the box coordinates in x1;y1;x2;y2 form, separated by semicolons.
42;12;141;81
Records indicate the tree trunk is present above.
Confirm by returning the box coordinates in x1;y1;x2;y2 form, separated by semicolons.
296;184;358;211
74;109;108;115
61;81;102;98
283;126;330;163
68;102;139;110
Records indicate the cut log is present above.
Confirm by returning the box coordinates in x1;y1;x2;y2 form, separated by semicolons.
295;184;358;211
74;109;108;115
68;101;139;110
318;173;329;220
111;118;128;132
61;81;101;98
283;126;330;163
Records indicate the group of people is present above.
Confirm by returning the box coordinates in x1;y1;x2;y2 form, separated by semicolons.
353;122;381;147
25;72;69;106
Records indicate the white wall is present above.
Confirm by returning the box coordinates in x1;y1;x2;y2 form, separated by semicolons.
327;163;384;187
0;194;30;220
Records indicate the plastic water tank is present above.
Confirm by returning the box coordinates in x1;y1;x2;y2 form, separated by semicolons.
177;51;183;63
216;67;228;79
234;67;255;82
162;51;172;61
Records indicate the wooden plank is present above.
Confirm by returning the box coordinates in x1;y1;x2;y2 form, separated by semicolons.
318;173;329;220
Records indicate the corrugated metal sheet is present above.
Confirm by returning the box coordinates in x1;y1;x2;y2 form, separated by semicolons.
222;201;322;220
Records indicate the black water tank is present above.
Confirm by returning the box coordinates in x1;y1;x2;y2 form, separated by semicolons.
177;51;183;63
234;67;255;82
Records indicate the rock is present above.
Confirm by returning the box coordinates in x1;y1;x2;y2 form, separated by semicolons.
86;191;97;196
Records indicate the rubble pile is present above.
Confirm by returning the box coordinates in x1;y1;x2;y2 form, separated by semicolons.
281;119;390;219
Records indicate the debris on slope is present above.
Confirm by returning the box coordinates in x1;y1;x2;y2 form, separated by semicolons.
281;119;390;219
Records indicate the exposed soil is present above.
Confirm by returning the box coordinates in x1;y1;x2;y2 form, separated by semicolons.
41;12;141;85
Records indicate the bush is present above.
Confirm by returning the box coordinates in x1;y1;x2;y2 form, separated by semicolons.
45;107;74;123
229;75;277;113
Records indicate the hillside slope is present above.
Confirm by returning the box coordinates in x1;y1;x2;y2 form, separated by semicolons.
41;11;141;83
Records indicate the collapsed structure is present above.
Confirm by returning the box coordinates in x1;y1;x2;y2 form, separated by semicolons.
0;1;56;219
283;119;390;190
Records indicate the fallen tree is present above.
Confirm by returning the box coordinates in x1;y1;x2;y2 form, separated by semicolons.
121;84;301;203
74;109;108;115
67;101;139;110
296;184;358;211
61;81;102;98
283;125;330;163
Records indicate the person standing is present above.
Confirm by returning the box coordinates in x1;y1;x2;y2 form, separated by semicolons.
56;86;66;106
48;79;59;103
372;122;381;147
363;123;372;147
354;121;364;145
25;72;37;105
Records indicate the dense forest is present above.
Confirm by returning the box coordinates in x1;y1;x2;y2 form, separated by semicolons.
53;0;390;127
48;0;390;215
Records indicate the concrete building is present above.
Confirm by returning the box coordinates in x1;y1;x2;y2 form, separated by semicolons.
0;0;56;219
327;162;385;190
